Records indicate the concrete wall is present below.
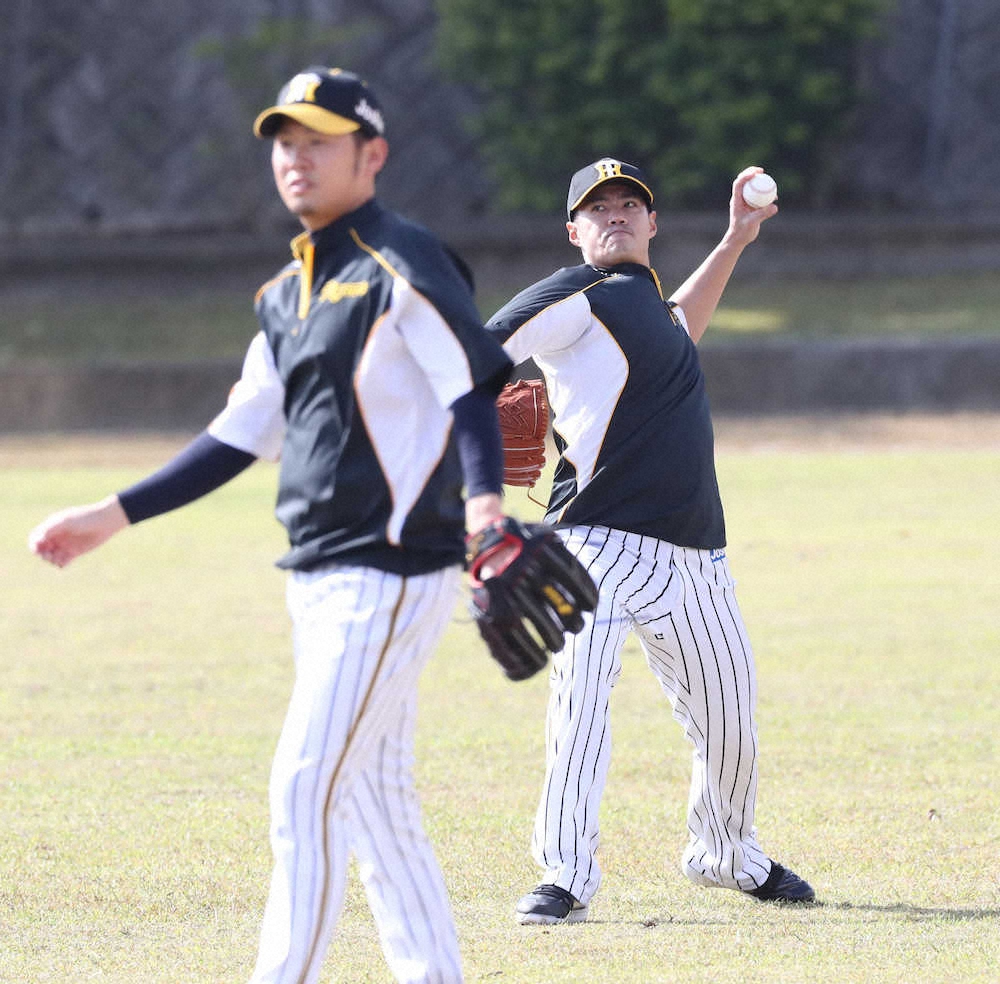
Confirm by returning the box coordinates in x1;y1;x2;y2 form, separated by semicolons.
6;210;1000;305
3;337;998;434
0;362;239;433
700;337;1000;414
3;214;999;433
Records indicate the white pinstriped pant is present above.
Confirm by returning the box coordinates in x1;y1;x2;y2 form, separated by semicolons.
533;526;771;904
250;563;464;984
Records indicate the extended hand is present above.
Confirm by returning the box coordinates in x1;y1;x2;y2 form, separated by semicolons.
28;496;130;568
729;166;779;246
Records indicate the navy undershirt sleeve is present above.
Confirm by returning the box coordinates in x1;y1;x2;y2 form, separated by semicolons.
450;385;504;498
117;431;257;524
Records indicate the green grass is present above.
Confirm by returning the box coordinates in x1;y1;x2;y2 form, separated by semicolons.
2;272;1000;367
2;438;999;982
704;272;1000;343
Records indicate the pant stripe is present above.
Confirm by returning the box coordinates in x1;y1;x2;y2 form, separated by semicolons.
533;528;770;901
296;575;407;983
543;527;610;869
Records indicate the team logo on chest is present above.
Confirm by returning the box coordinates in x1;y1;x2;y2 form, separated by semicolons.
320;280;370;304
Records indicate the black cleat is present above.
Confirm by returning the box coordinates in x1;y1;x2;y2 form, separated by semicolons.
515;884;589;925
748;862;816;903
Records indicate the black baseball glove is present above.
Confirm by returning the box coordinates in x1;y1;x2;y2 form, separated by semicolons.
466;517;598;681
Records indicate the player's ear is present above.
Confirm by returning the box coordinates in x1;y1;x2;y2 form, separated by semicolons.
648;210;657;240
362;136;389;178
566;220;580;248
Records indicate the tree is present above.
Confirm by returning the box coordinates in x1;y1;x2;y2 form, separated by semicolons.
435;0;885;211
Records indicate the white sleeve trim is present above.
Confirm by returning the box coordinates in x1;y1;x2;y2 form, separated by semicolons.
502;291;593;365
208;331;286;461
672;303;691;336
390;277;475;408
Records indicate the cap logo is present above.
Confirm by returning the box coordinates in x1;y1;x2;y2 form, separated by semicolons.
354;97;384;134
284;73;322;105
594;159;625;180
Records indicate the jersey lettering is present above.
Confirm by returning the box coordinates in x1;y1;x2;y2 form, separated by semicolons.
320;280;370;304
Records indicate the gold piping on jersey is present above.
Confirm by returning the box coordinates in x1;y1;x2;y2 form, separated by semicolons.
347;227;458;548
350;307;398;545
296;236;315;320
506;277;606;349
647;268;682;327
290;230;311;260
348;226;403;279
551;308;629;523
253;267;298;306
298;580;408;984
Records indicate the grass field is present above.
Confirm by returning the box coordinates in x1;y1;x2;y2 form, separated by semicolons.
3;271;1000;367
2;421;999;983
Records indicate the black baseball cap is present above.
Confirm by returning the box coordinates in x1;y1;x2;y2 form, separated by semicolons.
566;158;654;219
253;67;386;139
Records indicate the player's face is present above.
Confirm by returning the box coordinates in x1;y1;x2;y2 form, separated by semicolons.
567;182;657;269
270;120;388;230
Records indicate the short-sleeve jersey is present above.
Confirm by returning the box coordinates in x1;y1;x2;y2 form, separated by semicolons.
486;262;725;549
210;199;511;574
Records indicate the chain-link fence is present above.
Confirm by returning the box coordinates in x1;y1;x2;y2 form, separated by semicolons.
0;0;489;237
841;0;1000;212
1;0;998;239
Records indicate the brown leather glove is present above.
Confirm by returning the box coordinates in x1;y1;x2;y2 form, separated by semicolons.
496;379;549;488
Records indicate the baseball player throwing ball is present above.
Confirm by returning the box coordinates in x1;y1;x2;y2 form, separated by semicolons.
486;159;814;925
28;68;594;984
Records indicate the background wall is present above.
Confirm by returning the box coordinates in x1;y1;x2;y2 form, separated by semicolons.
2;0;999;431
1;0;999;240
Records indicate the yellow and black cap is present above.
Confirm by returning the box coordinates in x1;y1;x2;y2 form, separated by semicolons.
253;67;385;139
566;158;654;219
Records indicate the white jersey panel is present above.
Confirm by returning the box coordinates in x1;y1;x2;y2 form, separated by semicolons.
391;276;476;409
500;290;593;365
354;282;459;545
537;323;627;494
208;331;286;461
502;292;628;494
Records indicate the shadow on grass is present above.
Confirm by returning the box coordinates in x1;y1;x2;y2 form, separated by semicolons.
825;901;1000;922
578;901;1000;928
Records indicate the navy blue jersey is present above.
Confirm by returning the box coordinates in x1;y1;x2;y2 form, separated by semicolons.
487;262;725;549
232;199;511;574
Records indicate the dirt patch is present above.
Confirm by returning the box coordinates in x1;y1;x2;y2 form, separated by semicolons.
3;413;1000;471
0;432;196;469
712;412;1000;452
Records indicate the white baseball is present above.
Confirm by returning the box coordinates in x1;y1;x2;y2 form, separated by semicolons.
742;172;777;208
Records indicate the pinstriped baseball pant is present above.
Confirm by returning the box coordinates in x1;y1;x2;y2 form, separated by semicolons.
250;564;464;984
533;526;771;904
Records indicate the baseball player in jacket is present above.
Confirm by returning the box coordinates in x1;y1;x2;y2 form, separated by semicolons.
486;159;815;924
29;68;515;984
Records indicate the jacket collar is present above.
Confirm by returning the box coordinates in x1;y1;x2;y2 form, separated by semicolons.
589;261;664;299
291;197;382;260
